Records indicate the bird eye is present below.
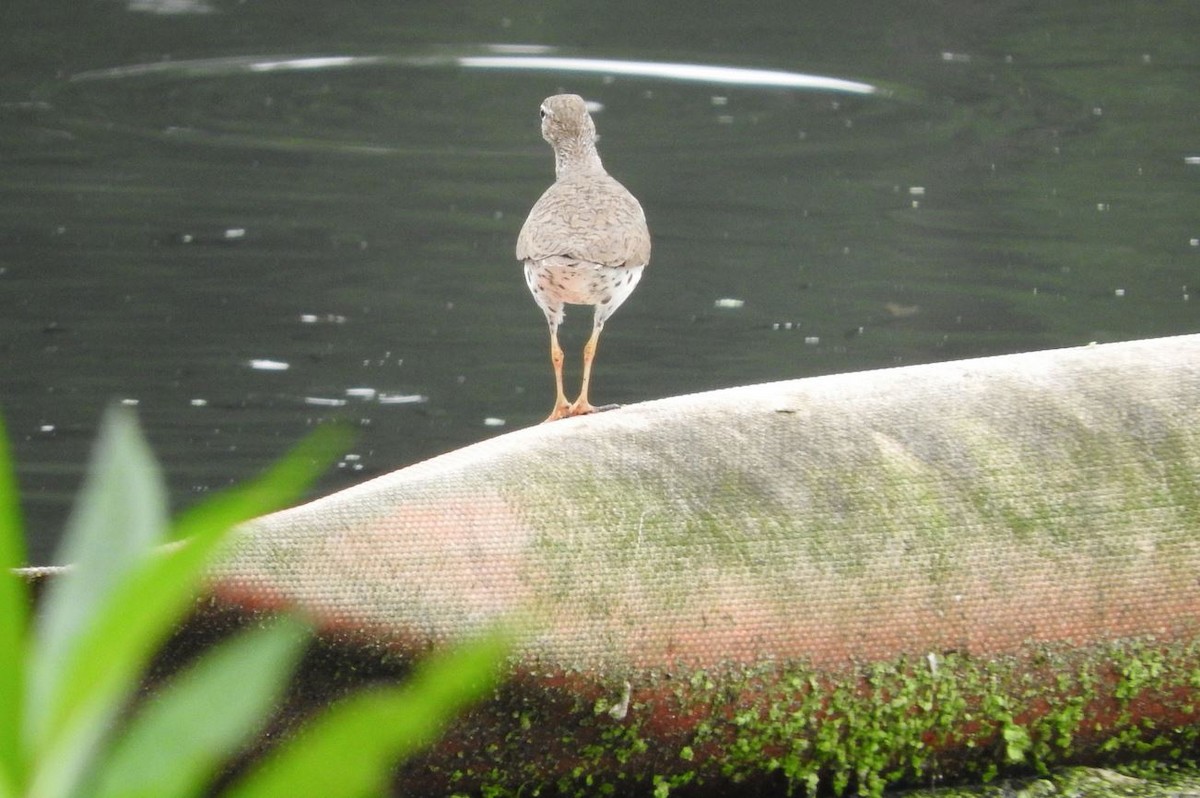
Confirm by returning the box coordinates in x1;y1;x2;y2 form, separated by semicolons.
539;107;549;120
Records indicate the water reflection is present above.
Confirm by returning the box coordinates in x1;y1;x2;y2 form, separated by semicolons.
72;48;876;97
458;56;878;94
69;55;386;82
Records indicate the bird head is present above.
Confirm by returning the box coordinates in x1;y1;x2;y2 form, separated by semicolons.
539;94;597;149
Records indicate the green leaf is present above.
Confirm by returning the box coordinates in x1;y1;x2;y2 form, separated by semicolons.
226;631;508;798
29;405;168;736
1003;723;1031;763
25;405;168;798
169;422;354;545
0;413;28;793
26;414;349;798
89;619;309;798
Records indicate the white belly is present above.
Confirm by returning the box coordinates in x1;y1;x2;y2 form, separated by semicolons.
524;260;644;326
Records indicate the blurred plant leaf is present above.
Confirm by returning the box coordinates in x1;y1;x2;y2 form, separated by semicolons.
25;405;167;798
0;414;28;794
89;619;309;798
3;407;509;798
25;409;350;798
29;405;167;735
225;631;509;798
168;421;354;545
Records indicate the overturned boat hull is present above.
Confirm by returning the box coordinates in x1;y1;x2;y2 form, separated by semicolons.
211;334;1200;795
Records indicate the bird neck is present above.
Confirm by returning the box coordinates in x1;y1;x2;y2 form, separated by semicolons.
554;138;605;179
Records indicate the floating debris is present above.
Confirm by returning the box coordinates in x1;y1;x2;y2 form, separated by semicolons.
345;388;377;400
127;0;216;14
1114;288;1126;297
169;228;247;245
300;313;348;324
714;298;745;309
304;397;347;407
483;417;506;428
189;398;208;407
378;393;428;405
338;453;365;471
248;359;289;371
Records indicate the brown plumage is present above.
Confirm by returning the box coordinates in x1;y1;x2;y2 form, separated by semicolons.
517;94;651;421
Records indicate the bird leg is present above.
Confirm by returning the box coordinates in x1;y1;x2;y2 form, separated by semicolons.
568;325;603;416
545;326;572;422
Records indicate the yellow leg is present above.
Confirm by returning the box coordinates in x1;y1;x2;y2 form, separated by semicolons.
545;327;571;422
569;326;602;416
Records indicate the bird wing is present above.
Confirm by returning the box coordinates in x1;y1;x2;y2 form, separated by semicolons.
516;174;651;269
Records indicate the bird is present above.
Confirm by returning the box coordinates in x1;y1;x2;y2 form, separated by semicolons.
516;94;651;422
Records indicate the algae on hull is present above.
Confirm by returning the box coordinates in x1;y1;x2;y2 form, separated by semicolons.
424;637;1200;797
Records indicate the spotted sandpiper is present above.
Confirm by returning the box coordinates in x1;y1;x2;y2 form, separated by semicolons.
517;94;651;422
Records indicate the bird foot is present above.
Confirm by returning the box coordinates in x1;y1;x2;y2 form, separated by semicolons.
567;400;621;417
543;402;573;423
541;401;621;423
568;399;598;417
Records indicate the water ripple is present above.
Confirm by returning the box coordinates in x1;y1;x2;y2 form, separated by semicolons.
69;48;877;96
459;56;877;94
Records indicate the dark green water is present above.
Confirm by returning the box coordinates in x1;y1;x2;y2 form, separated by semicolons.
2;0;1197;563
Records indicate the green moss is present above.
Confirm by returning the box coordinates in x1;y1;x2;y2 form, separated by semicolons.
428;636;1200;798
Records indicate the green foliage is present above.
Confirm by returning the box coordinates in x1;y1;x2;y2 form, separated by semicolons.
89;620;308;798
0;404;506;798
0;414;29;797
